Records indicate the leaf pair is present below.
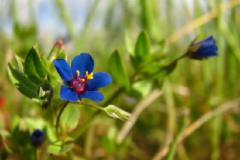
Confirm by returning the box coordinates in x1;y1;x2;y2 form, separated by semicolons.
8;47;49;100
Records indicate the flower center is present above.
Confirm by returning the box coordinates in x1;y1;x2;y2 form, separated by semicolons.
69;78;87;94
69;70;94;94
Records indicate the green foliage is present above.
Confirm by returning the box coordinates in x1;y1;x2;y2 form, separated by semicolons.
132;31;151;66
7;47;54;106
60;105;80;132
48;142;73;155
24;47;47;83
8;64;39;98
108;50;130;91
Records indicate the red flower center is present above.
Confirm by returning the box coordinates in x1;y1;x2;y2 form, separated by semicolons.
69;77;87;94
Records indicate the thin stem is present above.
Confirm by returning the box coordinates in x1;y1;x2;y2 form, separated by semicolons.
79;101;103;111
55;101;69;134
144;54;185;81
175;53;187;62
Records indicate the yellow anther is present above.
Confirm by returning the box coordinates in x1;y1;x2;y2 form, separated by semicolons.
76;70;80;77
85;71;94;80
80;78;86;82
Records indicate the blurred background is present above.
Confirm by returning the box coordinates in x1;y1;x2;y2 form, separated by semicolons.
0;0;240;159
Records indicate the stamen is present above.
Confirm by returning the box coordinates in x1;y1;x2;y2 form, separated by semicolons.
76;70;80;77
80;78;86;82
85;71;94;80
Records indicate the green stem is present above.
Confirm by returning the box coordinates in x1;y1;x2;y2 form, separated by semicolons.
55;101;69;134
80;101;103;111
175;53;187;62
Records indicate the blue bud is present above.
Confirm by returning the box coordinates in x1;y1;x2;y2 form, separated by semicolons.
31;129;44;147
187;36;218;60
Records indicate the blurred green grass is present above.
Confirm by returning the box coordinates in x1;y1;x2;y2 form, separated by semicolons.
1;0;240;159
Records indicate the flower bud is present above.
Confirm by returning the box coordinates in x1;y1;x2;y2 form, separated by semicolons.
31;129;44;147
186;36;218;60
104;105;130;121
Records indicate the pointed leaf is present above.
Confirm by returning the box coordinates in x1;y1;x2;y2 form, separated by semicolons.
60;105;80;132
108;50;130;91
132;31;151;66
24;47;47;83
48;142;73;155
8;64;39;98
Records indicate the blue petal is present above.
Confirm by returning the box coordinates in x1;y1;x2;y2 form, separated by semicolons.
71;53;94;78
200;36;214;43
80;91;104;102
199;36;217;48
87;72;112;90
60;85;79;102
54;59;73;82
195;47;218;56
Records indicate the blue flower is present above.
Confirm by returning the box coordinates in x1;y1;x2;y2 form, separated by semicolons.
54;53;112;102
31;129;44;147
187;36;218;60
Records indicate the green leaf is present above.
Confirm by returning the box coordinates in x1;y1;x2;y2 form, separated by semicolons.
132;31;151;66
48;142;73;155
13;55;24;71
124;31;134;54
24;47;47;83
46;123;57;142
8;64;39;98
108;50;130;91
104;105;130;121
60;105;80;132
24;118;46;130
